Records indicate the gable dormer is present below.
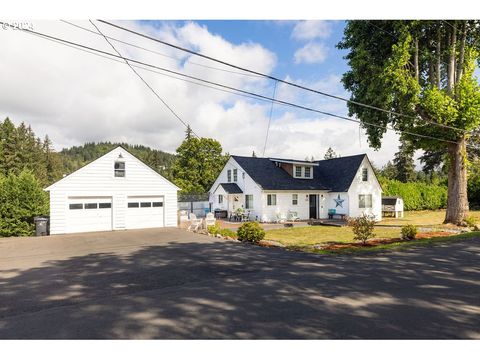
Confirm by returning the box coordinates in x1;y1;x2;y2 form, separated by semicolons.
269;158;317;179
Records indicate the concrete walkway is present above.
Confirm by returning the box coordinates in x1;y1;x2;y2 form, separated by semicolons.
0;228;479;339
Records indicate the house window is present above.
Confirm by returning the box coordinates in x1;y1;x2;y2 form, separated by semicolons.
99;203;112;209
69;203;83;210
304;167;311;178
85;203;98;209
292;194;298;205
114;160;125;177
233;169;238;182
362;168;368;181
128;202;139;208
152;202;163;207
245;195;253;209
140;202;152;208
218;194;223;204
295;166;302;177
227;170;231;182
359;194;373;208
267;194;277;206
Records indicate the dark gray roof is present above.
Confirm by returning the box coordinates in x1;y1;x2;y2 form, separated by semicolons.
219;183;243;194
231;154;367;192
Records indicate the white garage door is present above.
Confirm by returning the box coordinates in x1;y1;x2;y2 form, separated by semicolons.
66;197;113;233
126;196;164;229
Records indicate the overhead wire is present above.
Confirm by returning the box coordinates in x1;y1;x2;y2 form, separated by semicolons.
4;22;478;150
98;20;469;134
88;20;198;137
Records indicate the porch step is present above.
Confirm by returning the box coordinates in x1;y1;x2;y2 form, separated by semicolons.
308;219;346;227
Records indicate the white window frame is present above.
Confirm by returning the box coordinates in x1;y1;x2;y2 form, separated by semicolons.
292;194;298;205
362;167;368;181
294;166;302;178
267;194;277;206
245;194;253;209
227;170;231;182
218;194;223;204
233;169;238;182
359;194;372;208
304;166;311;178
114;160;125;177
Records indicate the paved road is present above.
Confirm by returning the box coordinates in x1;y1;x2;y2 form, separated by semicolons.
0;228;479;339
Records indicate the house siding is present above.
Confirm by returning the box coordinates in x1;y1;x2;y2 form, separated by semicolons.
210;155;382;223
347;157;382;220
46;147;178;234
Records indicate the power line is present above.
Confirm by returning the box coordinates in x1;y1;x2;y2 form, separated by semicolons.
6;23;477;150
98;20;468;134
61;20;262;79
88;20;198;138
262;80;277;157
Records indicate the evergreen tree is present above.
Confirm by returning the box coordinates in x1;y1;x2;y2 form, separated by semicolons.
393;139;416;182
252;150;257;157
324;147;338;160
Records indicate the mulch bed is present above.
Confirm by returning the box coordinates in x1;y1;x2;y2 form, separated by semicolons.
320;231;454;250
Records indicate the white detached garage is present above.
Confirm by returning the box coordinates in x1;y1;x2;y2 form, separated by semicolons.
45;146;179;234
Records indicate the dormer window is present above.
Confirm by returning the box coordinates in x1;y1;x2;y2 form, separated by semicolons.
304;166;311;178
295;166;302;177
293;165;313;179
114;155;125;177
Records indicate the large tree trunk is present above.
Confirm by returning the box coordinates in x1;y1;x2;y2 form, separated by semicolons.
444;137;469;225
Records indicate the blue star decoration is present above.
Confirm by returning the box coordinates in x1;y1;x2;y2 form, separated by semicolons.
334;194;345;208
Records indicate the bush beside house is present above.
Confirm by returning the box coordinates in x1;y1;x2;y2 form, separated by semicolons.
0;170;49;237
237;222;265;243
380;178;447;211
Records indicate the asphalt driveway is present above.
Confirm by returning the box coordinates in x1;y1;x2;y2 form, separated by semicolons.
0;228;479;339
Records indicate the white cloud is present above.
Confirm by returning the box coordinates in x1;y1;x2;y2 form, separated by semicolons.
294;42;328;64
0;20;400;167
291;20;332;41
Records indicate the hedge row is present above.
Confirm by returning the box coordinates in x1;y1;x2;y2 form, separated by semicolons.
380;178;448;211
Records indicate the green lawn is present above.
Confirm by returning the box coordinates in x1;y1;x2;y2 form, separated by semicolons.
264;226;402;247
264;209;480;247
379;209;480;227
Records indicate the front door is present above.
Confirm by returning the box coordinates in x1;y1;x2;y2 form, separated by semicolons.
309;194;317;219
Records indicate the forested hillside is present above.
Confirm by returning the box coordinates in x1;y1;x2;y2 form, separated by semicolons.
60;142;176;180
0;118;176;187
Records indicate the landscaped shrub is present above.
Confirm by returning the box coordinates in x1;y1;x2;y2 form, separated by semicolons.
380;178;447;211
347;214;376;245
207;224;237;239
401;225;418;240
465;215;477;228
0;170;49;237
237;222;265;243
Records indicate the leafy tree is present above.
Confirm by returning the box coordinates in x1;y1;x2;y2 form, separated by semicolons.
0;170;49;237
393;139;416;182
379;160;397;179
171;129;228;194
338;20;480;225
324;147;339;160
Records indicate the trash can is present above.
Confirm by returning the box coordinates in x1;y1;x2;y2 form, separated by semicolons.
34;216;49;236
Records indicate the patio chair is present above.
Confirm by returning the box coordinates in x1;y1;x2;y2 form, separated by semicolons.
275;213;287;223
204;212;216;228
288;210;300;222
241;211;251;222
187;213;202;232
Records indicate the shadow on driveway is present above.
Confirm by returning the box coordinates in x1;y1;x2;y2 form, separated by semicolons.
0;236;479;339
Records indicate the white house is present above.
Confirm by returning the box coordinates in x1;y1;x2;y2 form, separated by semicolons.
209;154;382;222
45;146;179;234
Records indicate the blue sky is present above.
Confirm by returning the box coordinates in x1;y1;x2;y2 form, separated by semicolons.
0;20;403;166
